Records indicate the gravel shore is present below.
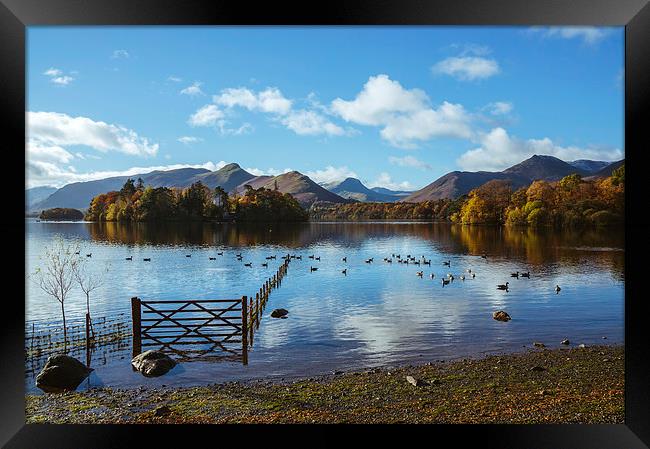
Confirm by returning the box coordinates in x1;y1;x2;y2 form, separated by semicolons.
26;344;624;424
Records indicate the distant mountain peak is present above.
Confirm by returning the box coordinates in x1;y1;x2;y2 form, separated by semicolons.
220;162;241;171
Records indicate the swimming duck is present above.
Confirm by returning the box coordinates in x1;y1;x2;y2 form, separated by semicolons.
443;260;450;266
521;271;530;278
125;256;132;261
460;275;465;281
416;271;423;277
310;266;318;272
555;285;561;293
472;273;476;279
244;262;252;267
209;257;216;260
143;258;151;262
442;278;450;286
309;255;315;259
342;257;347;262
261;262;268;267
217;252;223;256
342;269;347;275
430;273;435;279
497;282;509;290
186;254;191;258
510;271;519;278
86;253;92;257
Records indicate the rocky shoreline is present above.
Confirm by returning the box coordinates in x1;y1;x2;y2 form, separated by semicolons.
26;345;624;424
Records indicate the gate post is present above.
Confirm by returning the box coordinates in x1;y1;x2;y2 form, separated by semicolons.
241;296;248;365
131;297;141;358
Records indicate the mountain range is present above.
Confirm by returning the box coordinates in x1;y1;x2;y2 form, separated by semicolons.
26;155;623;212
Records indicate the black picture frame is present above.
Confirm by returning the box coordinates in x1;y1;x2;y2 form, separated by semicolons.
3;0;649;447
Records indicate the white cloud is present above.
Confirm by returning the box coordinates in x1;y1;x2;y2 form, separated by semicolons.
388;155;432;170
167;76;182;83
305;166;358;184
457;127;624;172
43;68;75;86
27;160;228;189
28;111;159;157
331;74;472;148
43;68;62;77
485;101;513;115
280;110;345;136
27;141;75;164
214;87;293;115
367;172;415;191
177;136;203;144
216;121;253;136
432;56;500;81
244;167;293;177
111;49;130;59
529;26;611;45
188;104;225;127
180;81;205;96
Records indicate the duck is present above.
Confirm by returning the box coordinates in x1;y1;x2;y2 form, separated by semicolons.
342;269;347;275
414;261;420;266
442;278;450;286
315;256;321;261
308;255;315;259
460;275;465;281
143;258;151;262
125;256;132;261
386;259;392;264
481;254;488;259
497;282;509;290
217;252;223;256
365;259;372;264
430;273;435;279
510;271;519;278
310;266;318;272
521;271;530;278
236;253;242;258
555;285;561;293
296;255;302;260
86;253;92;257
342;257;347;262
261;262;268;267
209;257;216;260
186;254;191;258
472;273;476;279
270;255;276;259
416;271;423;277
74;251;80;255
448;274;455;281
443;260;450;266
467;268;472;273
423;260;431;265
244;262;252;267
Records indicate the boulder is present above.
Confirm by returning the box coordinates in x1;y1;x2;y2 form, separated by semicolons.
131;350;177;377
271;308;289;318
492;311;511;322
35;354;93;393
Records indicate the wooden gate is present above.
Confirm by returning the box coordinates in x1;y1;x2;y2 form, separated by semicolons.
131;296;249;364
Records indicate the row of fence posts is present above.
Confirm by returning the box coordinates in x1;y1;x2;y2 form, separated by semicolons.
242;258;290;354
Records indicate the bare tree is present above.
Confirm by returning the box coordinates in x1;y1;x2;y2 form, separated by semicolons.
32;236;80;351
74;258;109;339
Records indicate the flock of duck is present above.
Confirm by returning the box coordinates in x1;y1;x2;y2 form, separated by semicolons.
82;249;562;294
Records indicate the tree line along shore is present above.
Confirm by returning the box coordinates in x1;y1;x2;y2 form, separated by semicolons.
37;164;623;227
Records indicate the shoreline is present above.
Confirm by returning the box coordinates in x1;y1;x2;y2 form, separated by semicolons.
26;344;624;424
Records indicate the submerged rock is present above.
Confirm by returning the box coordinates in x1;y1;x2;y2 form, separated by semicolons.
35;354;93;393
492;311;511;322
131;350;177;377
271;308;289;318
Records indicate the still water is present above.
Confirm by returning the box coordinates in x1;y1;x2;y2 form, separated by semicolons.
25;219;624;393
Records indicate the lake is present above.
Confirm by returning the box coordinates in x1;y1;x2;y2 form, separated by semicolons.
25;219;624;393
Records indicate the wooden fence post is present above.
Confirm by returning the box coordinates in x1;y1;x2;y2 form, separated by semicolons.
131;297;141;358
249;297;254;345
256;293;260;329
242;296;248;364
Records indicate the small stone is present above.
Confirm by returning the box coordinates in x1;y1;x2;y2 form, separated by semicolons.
271;308;289;318
406;375;426;387
561;339;570;345
154;405;171;416
533;342;546;348
492;310;511;322
530;366;546;372
578;344;586;349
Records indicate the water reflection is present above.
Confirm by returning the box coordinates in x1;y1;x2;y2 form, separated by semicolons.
80;221;624;277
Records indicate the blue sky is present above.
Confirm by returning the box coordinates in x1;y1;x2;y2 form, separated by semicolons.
26;26;624;190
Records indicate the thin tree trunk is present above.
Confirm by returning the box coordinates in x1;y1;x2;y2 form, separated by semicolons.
61;301;67;352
